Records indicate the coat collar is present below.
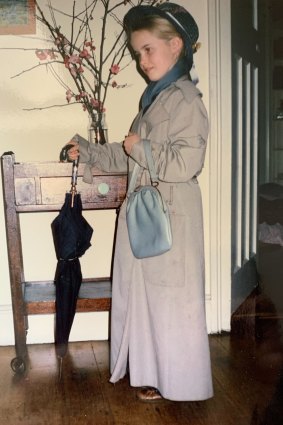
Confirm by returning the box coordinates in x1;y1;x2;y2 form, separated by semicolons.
131;76;202;135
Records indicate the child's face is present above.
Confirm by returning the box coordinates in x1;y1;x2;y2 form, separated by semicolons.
130;29;183;81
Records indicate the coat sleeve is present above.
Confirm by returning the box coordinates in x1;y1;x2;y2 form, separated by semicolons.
74;134;128;183
130;91;209;183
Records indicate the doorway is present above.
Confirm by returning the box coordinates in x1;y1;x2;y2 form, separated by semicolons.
231;0;283;322
231;0;260;314
257;0;283;322
231;0;283;328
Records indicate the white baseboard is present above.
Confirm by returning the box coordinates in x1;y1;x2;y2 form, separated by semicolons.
1;298;215;346
0;305;109;346
0;305;15;346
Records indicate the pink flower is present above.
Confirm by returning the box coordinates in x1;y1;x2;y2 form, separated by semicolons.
75;92;88;101
79;48;91;59
47;49;57;60
70;66;78;77
35;49;48;60
66;89;73;103
89;98;105;112
68;54;81;64
90;98;100;109
54;34;68;47
84;40;96;51
110;64;120;75
64;56;70;68
35;49;58;61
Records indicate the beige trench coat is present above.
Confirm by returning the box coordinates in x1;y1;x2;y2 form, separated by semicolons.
78;76;213;401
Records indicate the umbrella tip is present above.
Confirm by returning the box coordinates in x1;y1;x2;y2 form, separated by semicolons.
57;356;63;382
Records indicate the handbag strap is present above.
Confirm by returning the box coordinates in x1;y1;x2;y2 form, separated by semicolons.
127;139;158;196
143;139;158;183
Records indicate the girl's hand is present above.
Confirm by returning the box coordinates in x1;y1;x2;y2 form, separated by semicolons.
60;140;79;162
123;132;140;155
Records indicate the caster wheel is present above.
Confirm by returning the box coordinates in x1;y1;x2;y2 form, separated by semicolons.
10;357;26;374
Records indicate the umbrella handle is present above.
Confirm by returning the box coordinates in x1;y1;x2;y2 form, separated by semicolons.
71;186;76;208
70;158;79;207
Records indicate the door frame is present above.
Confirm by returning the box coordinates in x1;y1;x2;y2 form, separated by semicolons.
206;0;232;332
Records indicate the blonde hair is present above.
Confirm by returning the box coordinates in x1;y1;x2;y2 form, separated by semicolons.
127;16;185;56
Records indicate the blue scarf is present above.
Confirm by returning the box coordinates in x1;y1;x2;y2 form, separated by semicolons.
141;57;187;112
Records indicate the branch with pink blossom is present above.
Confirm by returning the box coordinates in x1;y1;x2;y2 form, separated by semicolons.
30;0;162;122
1;0;167;142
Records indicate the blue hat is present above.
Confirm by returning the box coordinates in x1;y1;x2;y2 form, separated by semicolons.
123;2;199;58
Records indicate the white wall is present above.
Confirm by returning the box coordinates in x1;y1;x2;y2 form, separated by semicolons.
0;0;210;345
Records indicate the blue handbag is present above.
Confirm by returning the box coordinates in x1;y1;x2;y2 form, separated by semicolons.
126;139;172;259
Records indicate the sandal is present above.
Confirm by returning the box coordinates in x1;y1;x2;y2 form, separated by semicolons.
137;387;163;402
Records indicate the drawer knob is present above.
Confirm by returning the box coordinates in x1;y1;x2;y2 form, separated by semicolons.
98;182;109;195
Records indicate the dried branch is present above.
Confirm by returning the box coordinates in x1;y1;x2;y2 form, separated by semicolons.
11;61;63;79
23;103;80;111
4;0;165;121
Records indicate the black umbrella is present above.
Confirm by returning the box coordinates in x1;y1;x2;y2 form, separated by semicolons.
51;160;93;364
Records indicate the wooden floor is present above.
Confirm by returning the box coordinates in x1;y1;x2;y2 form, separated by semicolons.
1;327;283;425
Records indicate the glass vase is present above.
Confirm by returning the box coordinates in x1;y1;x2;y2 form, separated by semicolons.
88;112;108;144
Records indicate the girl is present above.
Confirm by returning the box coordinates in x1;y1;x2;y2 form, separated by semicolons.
64;2;213;402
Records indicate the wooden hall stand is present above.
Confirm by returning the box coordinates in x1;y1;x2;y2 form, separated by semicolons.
1;152;127;374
